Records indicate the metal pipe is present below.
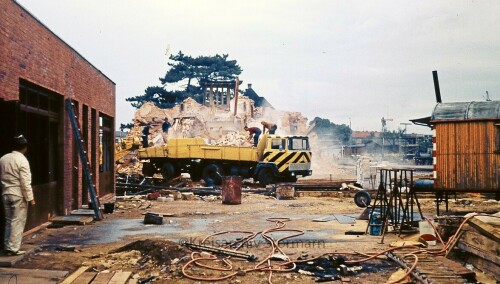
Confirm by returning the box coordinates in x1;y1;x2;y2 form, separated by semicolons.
432;70;442;103
385;252;430;284
184;242;257;261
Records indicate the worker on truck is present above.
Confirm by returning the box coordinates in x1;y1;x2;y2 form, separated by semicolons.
261;120;277;134
161;117;171;143
244;126;261;147
142;124;150;148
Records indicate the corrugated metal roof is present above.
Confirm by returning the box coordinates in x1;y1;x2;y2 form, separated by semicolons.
431;101;500;121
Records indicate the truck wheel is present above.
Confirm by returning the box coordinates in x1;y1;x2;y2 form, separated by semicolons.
229;166;239;176
203;164;222;185
354;190;371;208
258;168;274;187
161;163;176;180
142;163;155;177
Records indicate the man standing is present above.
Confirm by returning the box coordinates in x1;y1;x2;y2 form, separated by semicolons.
0;135;35;256
261;120;278;135
161;117;171;143
244;126;262;147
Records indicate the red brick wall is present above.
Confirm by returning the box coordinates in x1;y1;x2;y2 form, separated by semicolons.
0;0;115;113
0;0;116;216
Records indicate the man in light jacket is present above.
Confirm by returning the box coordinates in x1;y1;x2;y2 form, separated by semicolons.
0;135;35;256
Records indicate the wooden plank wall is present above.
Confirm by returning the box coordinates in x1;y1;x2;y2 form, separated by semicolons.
435;121;499;192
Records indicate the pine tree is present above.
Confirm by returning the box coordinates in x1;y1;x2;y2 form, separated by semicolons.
126;51;242;108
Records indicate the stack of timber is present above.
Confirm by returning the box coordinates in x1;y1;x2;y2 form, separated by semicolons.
457;213;500;281
388;247;475;283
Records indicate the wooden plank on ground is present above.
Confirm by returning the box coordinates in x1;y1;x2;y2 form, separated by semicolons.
70;209;96;216
0;245;36;267
108;271;132;284
434;256;475;277
0;267;68;284
51;216;94;225
475;215;500;227
457;243;500;265
91;271;115;284
460;229;499;256
71;272;97;284
0;254;22;267
467;254;500;281
60;266;90;284
0;267;69;278
467;217;500;243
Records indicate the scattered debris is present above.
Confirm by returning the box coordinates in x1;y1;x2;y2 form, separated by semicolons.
143;213;163;225
41;245;77;252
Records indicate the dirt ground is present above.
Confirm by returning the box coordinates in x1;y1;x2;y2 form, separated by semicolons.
14;177;500;284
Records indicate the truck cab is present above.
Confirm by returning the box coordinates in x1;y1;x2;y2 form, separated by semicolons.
254;135;312;185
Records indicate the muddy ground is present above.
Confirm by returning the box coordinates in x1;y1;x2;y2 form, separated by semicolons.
15;178;500;284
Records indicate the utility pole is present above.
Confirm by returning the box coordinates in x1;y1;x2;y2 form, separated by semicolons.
400;122;412;157
381;117;393;158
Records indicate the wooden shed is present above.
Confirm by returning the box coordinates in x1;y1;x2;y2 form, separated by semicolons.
431;101;500;194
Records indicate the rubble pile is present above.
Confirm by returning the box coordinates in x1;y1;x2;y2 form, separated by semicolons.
170;117;206;139
83;240;190;282
130;97;250;146
214;131;252;146
116;161;142;175
116;95;311;177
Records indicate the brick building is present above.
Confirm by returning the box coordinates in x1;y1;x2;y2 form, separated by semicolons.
0;0;115;234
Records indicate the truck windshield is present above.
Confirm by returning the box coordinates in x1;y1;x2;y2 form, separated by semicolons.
288;138;309;150
270;139;286;150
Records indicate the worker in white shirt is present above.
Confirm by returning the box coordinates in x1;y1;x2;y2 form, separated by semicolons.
0;135;35;256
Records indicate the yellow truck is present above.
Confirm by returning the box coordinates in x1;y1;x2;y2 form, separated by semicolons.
137;134;312;186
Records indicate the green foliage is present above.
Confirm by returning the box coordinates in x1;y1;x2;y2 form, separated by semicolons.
119;123;134;131
127;51;242;109
310;117;352;144
126;86;183;109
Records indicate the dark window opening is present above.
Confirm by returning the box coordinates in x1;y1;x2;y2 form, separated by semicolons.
99;114;113;172
18;80;61;185
82;105;89;204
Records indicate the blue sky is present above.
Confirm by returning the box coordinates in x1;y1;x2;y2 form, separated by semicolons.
16;0;500;134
